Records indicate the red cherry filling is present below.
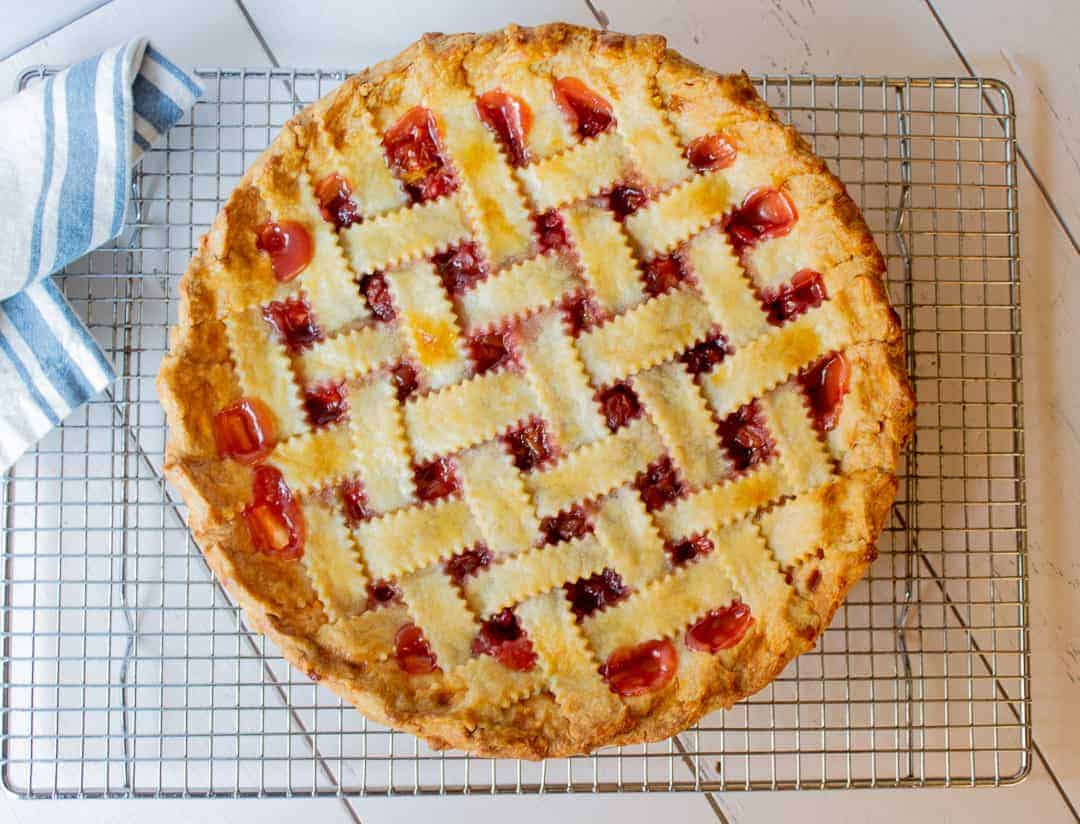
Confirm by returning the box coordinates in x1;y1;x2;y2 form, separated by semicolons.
394;623;438;674
242;465;305;559
686;133;737;172
472;608;537;671
503;419;555;472
564;568;629;619
561;291;604;335
534;209;570;253
763;269;826;325
717;401;774;471
634;457;685;511
256;221;313;282
539;505;592;546
680;335;729;375
367;578;401;608
685;601;753;653
667;534;714;566
262;295;323;352
315;172;361;230
413;457;460;502
601;638;678;697
390;361;419;401
553;77;615;139
468;330;515;374
608;184;648;220
303;381;348;427
444;544;493;585
360;272;395;321
476;90;532;167
340;478;373;525
725;187;798;252
642;253;690;297
213;398;275;464
798;351;851;432
383;106;456;203
433;242;487;294
596;382;642;431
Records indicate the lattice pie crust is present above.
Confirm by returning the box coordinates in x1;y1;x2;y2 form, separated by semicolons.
158;24;915;758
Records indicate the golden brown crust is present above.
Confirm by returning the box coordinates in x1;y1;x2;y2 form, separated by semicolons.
157;23;915;759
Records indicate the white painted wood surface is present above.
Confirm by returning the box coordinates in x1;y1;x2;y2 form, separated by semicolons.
1;1;1077;822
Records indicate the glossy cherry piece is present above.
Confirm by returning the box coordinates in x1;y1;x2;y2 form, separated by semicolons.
534;209;570;253
667;534;714;566
360;272;395;321
561;291;604;335
242;465;305;559
596;383;642;432
367;578;401;608
686;133;737;172
303;381;348;427
564;568;629;619
213;398;276;464
444;545;493;585
394;623;438;674
476;90;533;167
433;242;487;294
540;505;592;545
635;457;685;511
717;401;774;471
263;296;323;352
642;253;689;297
413;457;460;502
763;269;826;325
315;172;361;230
390;361;419;401
340;478;372;524
685;601;754;653
472;609;537;671
601;638;678;697
680;336;728;375
383;106;456;202
503;420;555;472
799;351;851;432
725;188;798;252
469;330;515;374
553;77;615;139
608;184;648;220
256;220;313;282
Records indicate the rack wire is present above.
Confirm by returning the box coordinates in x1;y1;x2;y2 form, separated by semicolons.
0;68;1028;798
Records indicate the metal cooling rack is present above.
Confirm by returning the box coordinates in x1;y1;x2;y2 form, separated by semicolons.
1;68;1028;798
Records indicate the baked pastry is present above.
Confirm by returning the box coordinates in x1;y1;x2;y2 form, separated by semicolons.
157;23;914;759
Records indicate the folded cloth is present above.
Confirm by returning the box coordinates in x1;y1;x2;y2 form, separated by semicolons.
0;39;201;472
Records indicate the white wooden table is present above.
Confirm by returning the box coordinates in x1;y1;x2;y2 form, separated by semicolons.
1;1;1077;822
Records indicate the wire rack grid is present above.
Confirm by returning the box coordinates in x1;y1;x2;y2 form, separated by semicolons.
0;67;1028;798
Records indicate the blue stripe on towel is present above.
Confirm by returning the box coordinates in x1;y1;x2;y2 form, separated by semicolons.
4;291;95;409
0;334;60;426
132;74;183;135
111;49;129;235
39;280;114;380
146;45;203;98
26;75;57;288
51;54;102;273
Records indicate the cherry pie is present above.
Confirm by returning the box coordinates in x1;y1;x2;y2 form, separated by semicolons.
158;23;915;758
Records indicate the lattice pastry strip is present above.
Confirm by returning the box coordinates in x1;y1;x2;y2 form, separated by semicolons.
527;416;665;518
388;258;470;389
267;425;355;495
716;520;794;650
683;226;770;347
591;486;669;590
464;534;610;618
341;192;471;275
459;252;579;331
517;310;608;451
298;323;403;384
582;523;745;660
562;203;646;315
436;86;534;264
457;441;539;556
404;369;540;462
758;382;834;495
633;360;730;489
520;131;628;211
442;654;543;710
354;497;483;580
347;379;416;512
316;608;404;665
258;168;369;331
624;173;734;257
300;500;368;622
576;288;713;385
222;307;306;438
515;589;624;729
397;565;480;671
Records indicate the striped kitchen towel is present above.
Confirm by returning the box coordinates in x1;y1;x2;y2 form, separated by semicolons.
0;39;201;473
